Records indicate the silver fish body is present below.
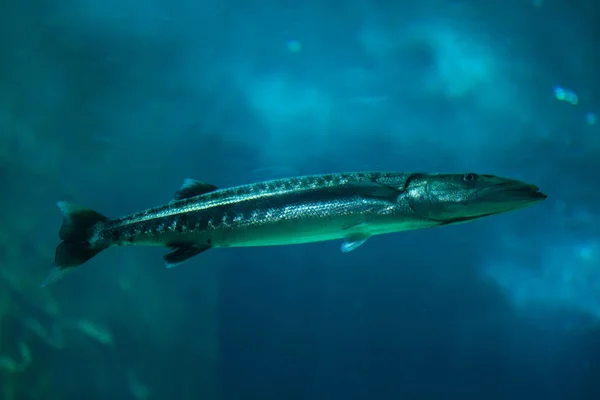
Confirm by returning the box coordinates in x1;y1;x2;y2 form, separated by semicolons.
102;172;425;249
44;171;546;285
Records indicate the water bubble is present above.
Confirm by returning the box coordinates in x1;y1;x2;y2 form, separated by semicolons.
554;86;578;105
585;112;597;125
287;40;302;53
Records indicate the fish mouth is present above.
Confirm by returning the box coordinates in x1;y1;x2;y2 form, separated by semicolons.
479;182;547;204
502;183;547;200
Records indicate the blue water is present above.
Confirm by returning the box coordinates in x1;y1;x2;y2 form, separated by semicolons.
0;0;599;399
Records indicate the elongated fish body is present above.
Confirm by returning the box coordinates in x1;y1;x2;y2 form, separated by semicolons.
45;171;546;285
104;172;426;249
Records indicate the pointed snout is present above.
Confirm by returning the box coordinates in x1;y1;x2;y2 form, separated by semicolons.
475;180;547;213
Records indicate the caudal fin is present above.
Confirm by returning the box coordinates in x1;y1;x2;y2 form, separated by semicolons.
42;201;109;287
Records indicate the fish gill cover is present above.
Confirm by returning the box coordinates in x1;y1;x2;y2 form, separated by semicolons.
0;0;599;399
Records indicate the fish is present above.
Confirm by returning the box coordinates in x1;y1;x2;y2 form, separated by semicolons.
43;172;546;286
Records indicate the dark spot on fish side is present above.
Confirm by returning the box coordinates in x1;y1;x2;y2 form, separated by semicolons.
207;239;212;245
111;230;121;242
177;215;188;232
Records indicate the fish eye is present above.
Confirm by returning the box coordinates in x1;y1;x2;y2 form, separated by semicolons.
462;173;478;182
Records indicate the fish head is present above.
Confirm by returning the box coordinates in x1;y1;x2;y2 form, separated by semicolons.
405;173;546;224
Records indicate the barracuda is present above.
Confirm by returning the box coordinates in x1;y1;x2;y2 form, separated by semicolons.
43;172;546;286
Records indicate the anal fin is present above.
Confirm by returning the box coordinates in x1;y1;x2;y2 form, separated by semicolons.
164;243;210;268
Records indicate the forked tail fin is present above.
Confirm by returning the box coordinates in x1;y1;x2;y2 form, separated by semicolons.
42;201;109;287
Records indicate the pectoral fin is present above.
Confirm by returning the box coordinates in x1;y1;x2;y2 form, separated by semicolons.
352;182;401;202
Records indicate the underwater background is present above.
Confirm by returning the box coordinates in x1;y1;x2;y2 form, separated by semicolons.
1;0;599;399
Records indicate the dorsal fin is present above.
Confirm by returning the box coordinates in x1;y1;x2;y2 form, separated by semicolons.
174;179;218;200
